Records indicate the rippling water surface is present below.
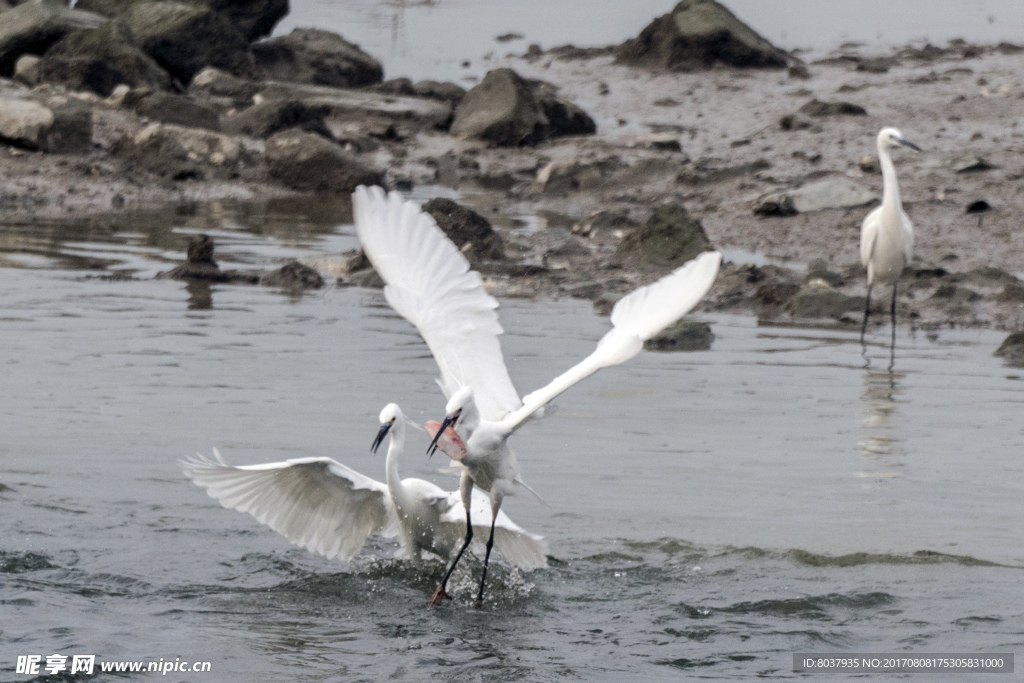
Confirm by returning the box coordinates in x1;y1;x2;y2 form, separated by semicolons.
1;200;1022;681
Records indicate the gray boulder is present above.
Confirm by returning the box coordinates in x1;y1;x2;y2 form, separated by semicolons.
38;20;171;97
0;95;92;153
252;28;383;88
112;122;202;179
122;1;254;83
615;203;713;268
264;128;384;193
615;0;789;71
123;88;220;130
787;285;863;319
78;0;286;41
755;178;877;215
0;0;105;75
422;198;504;261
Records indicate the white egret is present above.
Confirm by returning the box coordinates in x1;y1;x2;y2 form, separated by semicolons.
181;404;548;572
860;127;921;343
353;185;722;607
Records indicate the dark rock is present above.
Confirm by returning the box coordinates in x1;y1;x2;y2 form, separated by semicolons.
615;203;713;268
365;77;415;97
530;79;596;137
787;285;863;319
422;197;504;261
38;20;170;96
787;63;810;79
0;0;105;76
221;99;330;139
799;99;867;116
123;88;220;130
644;319;713;351
123;0;254;83
264;128;383;193
0;96;92;153
112;123;202;180
753;192;797;216
615;0;789;71
997;283;1024;304
412;80;466;106
201;0;286;41
859;154;881;174
994;332;1024;366
966;199;991;213
252;28;383;88
261;260;324;289
188;66;259;105
950;154;993;173
779;113;815;131
39;95;92;153
856;57;894;73
755;281;801;307
930;284;981;302
451;68;547;145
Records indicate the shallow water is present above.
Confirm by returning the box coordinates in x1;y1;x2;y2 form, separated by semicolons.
1;200;1022;680
279;0;1024;83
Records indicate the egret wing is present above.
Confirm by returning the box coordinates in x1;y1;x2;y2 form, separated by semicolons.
860;207;881;269
439;487;549;569
182;450;398;562
502;251;722;431
353;186;522;421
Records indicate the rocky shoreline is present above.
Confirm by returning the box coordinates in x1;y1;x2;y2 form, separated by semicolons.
1;0;1023;350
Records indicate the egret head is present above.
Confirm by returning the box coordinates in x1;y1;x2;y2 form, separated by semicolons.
878;127;922;152
371;403;402;454
426;387;476;457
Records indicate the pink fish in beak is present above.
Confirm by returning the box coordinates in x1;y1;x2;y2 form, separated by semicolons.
424;420;467;461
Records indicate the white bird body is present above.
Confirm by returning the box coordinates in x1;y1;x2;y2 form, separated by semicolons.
181;404;547;569
353;185;722;605
859;127;920;342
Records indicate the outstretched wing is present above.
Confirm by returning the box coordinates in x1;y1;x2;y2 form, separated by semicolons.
439;488;549;569
501;251;722;432
182;450;398;562
353;186;522;421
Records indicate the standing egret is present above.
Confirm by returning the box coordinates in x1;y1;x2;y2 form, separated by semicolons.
353;186;722;607
860;127;922;344
181;404;547;572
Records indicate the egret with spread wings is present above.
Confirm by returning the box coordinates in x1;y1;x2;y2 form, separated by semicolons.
354;186;722;607
181;404;547;571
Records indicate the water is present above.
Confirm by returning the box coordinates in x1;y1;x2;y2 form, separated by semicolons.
1;200;1022;680
278;0;1024;83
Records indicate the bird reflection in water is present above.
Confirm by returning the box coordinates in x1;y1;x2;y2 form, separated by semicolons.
186;280;213;310
857;366;906;480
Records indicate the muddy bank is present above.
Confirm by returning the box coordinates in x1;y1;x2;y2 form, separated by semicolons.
0;0;1023;335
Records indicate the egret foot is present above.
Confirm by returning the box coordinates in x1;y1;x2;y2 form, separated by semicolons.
472;598;483;609
428;586;451;606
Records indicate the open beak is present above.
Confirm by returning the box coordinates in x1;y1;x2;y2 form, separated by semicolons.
899;138;922;152
371;422;391;454
426;413;458;458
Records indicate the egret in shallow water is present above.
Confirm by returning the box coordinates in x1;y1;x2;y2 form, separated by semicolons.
354;186;722;607
860;127;922;344
181;404;547;570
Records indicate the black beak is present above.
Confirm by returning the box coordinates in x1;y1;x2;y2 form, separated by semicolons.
899;138;922;152
371;422;391;454
426;413;458;458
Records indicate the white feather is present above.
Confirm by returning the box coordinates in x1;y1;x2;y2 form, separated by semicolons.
353;186;522;421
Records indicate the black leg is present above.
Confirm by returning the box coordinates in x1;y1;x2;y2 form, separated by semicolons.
430;505;472;606
472;516;497;609
860;283;874;344
889;280;898;369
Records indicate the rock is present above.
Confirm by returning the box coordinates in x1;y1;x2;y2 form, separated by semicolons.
859;154;880;173
530;79;596;137
412;80;465;106
755;281;801;307
112;122;202;179
615;203;713;268
38;20;171;97
365;77;415;96
779;113;816;131
264;128;384;193
221;99;330;139
930;284;981;302
421;197;504;261
252;28;383;88
787;63;810;79
615;0;789;71
13;54;38;86
756;177;877;215
123;88;220;131
997;283;1024;304
258;81;453;131
188;66;259;106
535;160;606;194
856;56;894;73
81;0;287;41
965;199;991;213
261;261;324;289
787;284;863;319
806;260;844;288
994;332;1024;366
949;154;993;173
0;0;105;76
450;68;547;145
123;1;254;83
798;99;867;116
0;96;91;153
644;319;713;351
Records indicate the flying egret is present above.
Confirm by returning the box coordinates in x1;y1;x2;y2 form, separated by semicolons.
180;404;548;573
353;185;722;607
860;127;922;344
